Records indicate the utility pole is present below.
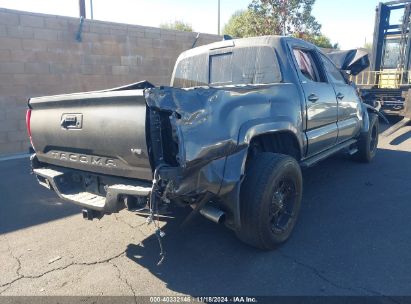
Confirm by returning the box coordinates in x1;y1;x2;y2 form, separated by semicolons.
79;0;86;18
90;0;94;20
218;0;221;35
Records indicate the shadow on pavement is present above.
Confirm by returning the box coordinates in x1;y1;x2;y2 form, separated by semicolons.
0;158;80;235
125;148;411;295
389;129;411;146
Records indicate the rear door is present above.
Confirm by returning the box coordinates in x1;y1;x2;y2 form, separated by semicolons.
291;47;338;156
320;53;362;143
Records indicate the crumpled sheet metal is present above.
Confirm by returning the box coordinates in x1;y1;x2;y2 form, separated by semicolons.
327;49;370;76
144;84;304;211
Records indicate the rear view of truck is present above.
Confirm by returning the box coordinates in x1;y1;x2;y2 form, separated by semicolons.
27;77;237;224
28;81;176;217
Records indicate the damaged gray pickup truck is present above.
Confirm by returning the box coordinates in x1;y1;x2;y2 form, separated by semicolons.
28;36;379;250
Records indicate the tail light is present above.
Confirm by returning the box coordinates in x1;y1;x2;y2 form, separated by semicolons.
26;109;34;149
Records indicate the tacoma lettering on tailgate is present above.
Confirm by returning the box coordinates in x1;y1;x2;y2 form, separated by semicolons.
50;151;117;167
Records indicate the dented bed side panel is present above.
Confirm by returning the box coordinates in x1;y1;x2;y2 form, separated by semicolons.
145;83;305;208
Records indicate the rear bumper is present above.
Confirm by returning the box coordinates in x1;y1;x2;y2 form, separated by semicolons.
32;159;152;214
31;142;242;229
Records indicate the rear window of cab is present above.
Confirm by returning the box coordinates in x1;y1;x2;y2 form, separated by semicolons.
172;46;282;88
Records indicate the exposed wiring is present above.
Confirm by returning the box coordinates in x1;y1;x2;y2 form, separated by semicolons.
146;166;166;266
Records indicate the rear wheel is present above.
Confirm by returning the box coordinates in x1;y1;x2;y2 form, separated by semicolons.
236;153;303;250
354;113;379;162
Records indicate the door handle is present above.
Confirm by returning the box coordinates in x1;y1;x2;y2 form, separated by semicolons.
336;93;344;100
308;93;319;102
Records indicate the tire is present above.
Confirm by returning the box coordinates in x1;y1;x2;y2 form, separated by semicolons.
354;113;379;163
236;153;303;250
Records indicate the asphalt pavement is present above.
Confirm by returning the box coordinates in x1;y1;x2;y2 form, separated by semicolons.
1;120;411;298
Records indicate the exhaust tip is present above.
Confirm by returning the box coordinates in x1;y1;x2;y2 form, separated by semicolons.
200;205;225;224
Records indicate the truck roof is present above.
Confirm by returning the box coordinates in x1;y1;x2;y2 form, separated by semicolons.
179;35;315;58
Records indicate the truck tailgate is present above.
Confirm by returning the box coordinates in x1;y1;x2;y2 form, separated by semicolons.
29;89;153;180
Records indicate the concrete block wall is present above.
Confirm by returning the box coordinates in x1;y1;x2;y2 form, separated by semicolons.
0;8;220;154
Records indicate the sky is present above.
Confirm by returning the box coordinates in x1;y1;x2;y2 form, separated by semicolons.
0;0;382;49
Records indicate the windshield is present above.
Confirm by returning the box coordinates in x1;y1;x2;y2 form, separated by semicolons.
383;38;400;69
171;45;282;88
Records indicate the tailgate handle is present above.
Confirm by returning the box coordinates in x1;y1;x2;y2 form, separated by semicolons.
61;114;83;129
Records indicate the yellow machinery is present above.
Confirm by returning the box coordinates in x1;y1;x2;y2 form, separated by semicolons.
355;1;411;116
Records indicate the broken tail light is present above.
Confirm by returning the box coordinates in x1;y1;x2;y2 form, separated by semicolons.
26;108;35;150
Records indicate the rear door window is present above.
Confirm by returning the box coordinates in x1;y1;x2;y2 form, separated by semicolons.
293;49;324;82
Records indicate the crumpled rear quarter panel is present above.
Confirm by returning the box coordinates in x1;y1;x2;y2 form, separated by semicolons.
145;84;304;207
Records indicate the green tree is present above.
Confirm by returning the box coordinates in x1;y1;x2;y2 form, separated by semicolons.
222;10;264;37
160;20;193;32
248;0;321;36
296;33;334;48
307;34;332;48
223;1;338;49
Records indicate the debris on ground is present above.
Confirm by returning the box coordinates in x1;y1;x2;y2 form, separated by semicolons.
48;256;62;264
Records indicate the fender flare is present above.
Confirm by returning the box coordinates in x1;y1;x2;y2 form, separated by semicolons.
361;103;370;133
362;102;389;127
238;120;305;164
219;121;305;231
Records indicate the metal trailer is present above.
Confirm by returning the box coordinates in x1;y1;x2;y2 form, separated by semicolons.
354;0;411;118
382;92;411;135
